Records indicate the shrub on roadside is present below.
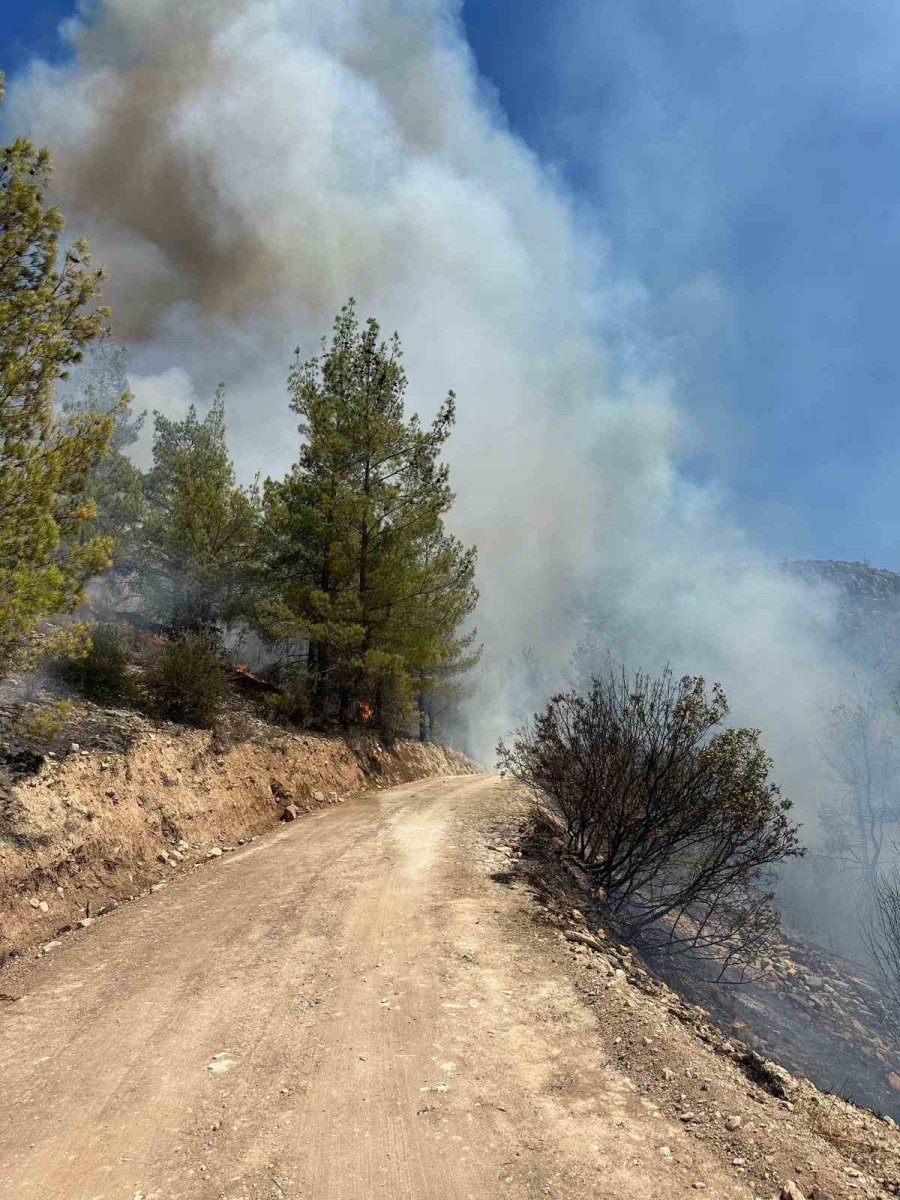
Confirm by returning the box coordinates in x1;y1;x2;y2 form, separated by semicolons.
145;631;230;728
52;624;132;702
209;708;258;752
497;665;803;975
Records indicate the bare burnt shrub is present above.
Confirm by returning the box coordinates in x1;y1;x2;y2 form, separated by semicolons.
497;666;802;976
864;867;900;1035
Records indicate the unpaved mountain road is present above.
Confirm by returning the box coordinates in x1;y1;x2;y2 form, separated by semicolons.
0;774;743;1200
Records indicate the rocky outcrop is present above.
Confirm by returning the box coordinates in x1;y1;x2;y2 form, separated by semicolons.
788;559;900;601
785;559;900;670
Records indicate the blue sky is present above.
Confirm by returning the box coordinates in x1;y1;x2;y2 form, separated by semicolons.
0;1;73;70
463;0;900;567
3;1;900;566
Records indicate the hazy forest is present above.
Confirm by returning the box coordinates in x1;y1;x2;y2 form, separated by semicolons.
0;80;480;741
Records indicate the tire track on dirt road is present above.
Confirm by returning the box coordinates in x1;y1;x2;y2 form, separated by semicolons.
0;773;744;1200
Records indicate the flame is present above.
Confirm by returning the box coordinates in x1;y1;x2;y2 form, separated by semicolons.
232;663;279;693
360;703;374;722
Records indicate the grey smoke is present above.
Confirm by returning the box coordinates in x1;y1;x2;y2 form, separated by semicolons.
7;0;854;811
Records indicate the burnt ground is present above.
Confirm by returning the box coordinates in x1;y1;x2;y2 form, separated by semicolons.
653;930;900;1121
497;809;900;1120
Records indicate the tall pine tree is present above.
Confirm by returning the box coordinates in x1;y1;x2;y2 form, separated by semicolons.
261;301;478;732
0;77;112;671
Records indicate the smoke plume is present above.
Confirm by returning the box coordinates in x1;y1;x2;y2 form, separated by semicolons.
7;0;851;808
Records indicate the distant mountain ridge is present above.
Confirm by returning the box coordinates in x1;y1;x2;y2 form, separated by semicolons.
786;558;900;600
785;559;900;670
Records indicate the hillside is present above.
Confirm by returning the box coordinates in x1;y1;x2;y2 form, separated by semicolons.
788;560;900;601
516;816;900;1199
785;560;900;668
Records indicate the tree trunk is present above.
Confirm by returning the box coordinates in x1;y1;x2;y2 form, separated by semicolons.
312;541;333;718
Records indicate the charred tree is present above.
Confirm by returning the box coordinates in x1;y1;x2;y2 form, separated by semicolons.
498;666;803;976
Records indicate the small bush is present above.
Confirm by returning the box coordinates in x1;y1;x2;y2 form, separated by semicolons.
16;700;74;748
498;665;802;975
146;632;230;728
260;672;311;728
52;624;132;702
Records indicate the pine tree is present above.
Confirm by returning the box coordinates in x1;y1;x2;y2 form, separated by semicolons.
137;389;260;629
62;339;146;582
261;449;361;715
0;78;112;671
401;524;480;740
261;301;478;731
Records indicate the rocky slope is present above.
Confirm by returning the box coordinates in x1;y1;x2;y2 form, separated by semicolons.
0;698;476;963
655;924;900;1122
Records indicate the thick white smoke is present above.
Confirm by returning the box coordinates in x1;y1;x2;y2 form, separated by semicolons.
7;0;849;804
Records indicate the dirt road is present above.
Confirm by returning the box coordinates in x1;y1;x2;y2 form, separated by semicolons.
0;774;744;1200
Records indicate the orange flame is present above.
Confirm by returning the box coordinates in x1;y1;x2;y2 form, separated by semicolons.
234;663;267;684
232;663;280;693
360;703;374;722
